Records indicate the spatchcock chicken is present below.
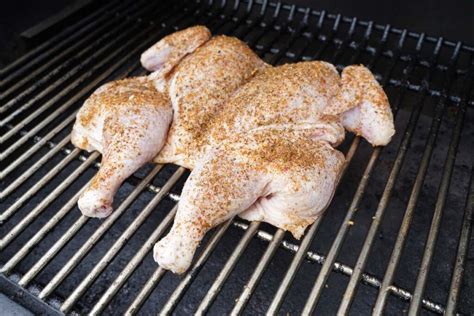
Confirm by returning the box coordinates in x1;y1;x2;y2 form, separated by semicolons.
71;25;395;274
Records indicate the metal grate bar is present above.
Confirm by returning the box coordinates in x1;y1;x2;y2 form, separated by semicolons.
126;268;167;315
1;0;192;193
59;167;185;313
196;221;261;315
371;40;463;315
232;220;447;314
315;31;442;315
231;228;285;315
1;182;89;274
446;166;474;315
37;166;163;300
3;166;161;278
0;0;142;104
2;119;73;180
302;23;395;316
18;217;90;288
1;135;70;197
268;1;474;52
90;204;178;315
0;148;82;223
0;151;97;246
0;2;188;159
408;54;472;315
0;0;119;82
337;33;432;314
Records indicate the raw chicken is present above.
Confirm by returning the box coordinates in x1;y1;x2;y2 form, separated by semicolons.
71;77;172;217
325;65;395;146
141;25;211;92
154;61;395;274
71;25;395;274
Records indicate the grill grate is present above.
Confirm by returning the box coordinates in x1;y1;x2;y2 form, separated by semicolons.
1;0;474;314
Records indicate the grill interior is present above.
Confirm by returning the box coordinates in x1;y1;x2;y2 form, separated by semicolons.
1;0;474;314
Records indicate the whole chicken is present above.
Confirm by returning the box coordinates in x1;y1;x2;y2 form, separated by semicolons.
153;61;395;273
71;26;395;275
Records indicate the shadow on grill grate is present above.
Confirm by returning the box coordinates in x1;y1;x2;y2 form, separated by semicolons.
1;0;473;315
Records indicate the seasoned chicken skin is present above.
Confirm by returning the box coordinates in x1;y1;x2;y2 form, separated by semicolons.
141;25;211;91
205;62;394;151
153;35;267;168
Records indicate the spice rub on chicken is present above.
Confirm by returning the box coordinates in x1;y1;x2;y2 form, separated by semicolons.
71;25;395;274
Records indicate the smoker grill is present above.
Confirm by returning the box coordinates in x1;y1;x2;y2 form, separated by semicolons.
1;0;473;314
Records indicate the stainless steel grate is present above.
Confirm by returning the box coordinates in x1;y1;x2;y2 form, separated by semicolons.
1;0;473;314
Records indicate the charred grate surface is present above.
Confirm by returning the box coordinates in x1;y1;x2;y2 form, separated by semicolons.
1;0;473;315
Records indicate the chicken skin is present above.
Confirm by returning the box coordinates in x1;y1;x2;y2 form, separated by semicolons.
152;34;267;168
205;62;394;150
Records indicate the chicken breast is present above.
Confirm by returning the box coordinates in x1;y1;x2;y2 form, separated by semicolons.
153;35;267;168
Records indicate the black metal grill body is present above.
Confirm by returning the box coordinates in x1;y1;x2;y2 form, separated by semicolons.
1;0;473;315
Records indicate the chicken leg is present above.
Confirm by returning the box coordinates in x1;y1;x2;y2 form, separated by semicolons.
154;129;345;273
72;77;172;217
